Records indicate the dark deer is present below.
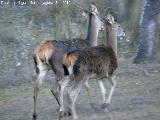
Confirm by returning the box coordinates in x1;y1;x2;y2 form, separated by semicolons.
82;14;125;104
32;3;104;119
62;17;118;120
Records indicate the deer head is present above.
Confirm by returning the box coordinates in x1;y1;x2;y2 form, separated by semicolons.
113;22;125;38
105;13;125;37
103;13;126;55
106;13;125;38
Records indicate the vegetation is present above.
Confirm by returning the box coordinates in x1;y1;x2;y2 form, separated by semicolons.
0;1;160;119
0;0;146;86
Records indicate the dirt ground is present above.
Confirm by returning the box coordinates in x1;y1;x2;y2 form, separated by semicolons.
0;58;160;120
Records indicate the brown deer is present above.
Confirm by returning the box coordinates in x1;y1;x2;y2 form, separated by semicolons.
76;14;125;107
62;17;118;120
32;3;104;119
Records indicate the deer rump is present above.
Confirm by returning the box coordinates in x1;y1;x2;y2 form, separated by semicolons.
33;39;90;75
64;45;118;79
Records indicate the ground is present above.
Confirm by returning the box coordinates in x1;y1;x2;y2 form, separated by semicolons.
0;58;160;120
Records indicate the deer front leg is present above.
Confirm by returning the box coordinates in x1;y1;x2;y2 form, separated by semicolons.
92;79;107;109
98;79;106;104
33;69;47;120
105;75;116;107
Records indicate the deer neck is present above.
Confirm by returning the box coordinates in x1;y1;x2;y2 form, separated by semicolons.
105;23;117;56
86;14;99;46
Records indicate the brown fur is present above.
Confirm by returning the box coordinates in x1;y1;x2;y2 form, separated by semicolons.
105;21;117;55
33;39;89;76
63;51;79;69
32;3;103;119
65;45;117;78
33;41;54;64
65;45;118;120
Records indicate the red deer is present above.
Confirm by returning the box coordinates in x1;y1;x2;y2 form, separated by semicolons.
83;14;125;104
76;14;125;107
32;3;104;119
62;17;118;120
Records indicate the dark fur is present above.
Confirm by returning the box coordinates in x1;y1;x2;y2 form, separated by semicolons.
49;39;89;76
33;55;39;74
70;45;117;80
32;4;103;119
33;39;89;79
65;45;118;120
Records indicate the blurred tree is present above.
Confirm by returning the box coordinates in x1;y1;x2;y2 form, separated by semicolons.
134;0;160;63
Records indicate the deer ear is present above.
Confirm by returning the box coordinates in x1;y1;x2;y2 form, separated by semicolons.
106;14;115;25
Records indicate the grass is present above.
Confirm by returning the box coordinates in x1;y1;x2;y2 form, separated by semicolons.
0;82;53;104
0;59;160;120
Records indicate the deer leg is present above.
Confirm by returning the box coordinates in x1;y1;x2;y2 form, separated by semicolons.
51;80;60;106
98;80;106;104
67;80;83;120
105;75;116;105
33;68;47;120
84;78;92;104
58;76;70;118
50;63;64;107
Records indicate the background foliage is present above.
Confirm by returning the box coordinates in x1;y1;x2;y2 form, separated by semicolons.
0;0;159;87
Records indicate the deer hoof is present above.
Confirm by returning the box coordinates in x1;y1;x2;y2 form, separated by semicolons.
64;110;72;116
59;110;72;117
59;111;65;118
32;113;38;120
101;103;109;109
73;116;78;120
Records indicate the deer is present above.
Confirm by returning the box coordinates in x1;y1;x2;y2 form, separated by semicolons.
62;17;118;120
32;3;104;120
79;14;125;106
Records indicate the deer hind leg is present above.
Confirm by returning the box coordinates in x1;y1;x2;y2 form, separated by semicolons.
50;63;63;106
49;63;70;117
84;78;93;104
67;80;83;120
33;64;47;120
58;76;70;118
51;80;60;106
